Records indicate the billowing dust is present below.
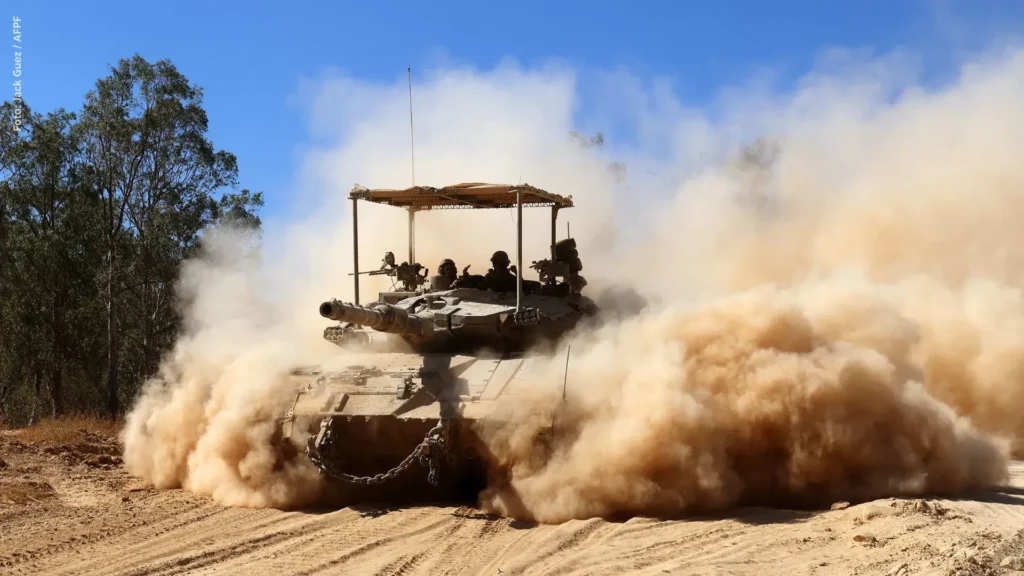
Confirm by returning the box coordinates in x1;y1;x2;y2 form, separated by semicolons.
124;48;1024;520
122;230;328;508
478;284;1010;522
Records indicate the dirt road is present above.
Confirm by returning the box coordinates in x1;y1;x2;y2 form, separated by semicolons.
2;432;1023;576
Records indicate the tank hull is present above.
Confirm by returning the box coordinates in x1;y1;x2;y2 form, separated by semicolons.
279;351;548;503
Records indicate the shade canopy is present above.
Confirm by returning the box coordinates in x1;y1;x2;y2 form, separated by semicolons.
349;182;573;210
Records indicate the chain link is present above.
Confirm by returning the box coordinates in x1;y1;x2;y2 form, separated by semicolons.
306;407;452;486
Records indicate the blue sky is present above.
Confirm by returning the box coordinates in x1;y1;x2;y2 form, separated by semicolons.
9;1;1024;219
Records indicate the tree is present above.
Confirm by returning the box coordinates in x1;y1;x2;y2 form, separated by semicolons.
569;130;626;183
0;54;262;425
731;137;781;215
0;103;102;419
78;55;241;416
570;130;605;149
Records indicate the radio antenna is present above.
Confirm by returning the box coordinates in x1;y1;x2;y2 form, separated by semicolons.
408;67;415;186
550;344;572;436
562;344;571;401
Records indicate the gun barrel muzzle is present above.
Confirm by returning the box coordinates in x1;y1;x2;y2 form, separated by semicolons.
319;299;422;335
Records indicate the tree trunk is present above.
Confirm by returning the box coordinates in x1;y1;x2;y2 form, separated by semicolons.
50;363;64;417
28;364;41;426
143;276;154;379
0;376;7;425
106;247;119;417
50;293;66;417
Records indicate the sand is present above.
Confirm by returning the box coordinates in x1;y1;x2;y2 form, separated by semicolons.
3;431;1023;576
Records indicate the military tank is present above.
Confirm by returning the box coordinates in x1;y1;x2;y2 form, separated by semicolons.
278;183;597;500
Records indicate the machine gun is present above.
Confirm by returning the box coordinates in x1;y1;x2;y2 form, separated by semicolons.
351;251;398;277
529;258;569;285
349;251;429;292
530;238;587;295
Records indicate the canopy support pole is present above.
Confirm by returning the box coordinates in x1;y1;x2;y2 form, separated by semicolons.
352;198;360;305
550;205;559;259
408;207;416;265
516;189;523;312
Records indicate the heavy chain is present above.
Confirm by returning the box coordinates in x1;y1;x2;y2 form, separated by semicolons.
306;408;452;486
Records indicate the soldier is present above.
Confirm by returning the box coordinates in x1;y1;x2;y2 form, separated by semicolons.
430;258;458;290
485;250;517;292
451;263;485;290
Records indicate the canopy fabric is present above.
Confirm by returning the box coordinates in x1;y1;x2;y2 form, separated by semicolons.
348;182;573;210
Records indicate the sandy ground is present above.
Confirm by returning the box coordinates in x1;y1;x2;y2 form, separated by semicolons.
2;432;1024;576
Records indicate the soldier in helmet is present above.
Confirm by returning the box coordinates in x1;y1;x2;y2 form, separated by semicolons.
485;250;518;292
451;263;485;290
430;258;458;290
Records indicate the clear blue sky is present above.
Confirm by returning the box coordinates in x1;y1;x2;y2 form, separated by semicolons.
9;1;1024;218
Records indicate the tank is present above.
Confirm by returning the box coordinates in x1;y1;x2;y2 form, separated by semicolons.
277;183;597;501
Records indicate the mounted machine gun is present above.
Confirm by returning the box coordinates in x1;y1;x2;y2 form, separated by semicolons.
349;251;429;293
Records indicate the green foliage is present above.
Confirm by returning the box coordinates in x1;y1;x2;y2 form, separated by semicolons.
569;130;604;149
568;130;626;183
0;54;263;424
215;189;264;228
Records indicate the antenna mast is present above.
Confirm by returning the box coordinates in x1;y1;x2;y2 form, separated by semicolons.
408;67;415;186
407;67;416;265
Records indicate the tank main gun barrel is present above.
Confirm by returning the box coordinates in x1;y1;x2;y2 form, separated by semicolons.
319;299;423;336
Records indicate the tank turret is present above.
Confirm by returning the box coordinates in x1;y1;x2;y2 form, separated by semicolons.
320;280;596;354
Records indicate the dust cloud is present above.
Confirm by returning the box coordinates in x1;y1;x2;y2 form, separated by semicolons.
477;49;1024;521
478;284;1010;522
123;45;1024;518
122;228;328;508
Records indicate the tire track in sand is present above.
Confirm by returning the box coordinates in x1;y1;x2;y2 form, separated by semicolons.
4;462;1022;576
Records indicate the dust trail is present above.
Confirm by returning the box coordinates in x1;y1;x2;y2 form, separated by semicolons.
621;49;1024;453
475;49;1024;521
478;284;1009;522
122;45;1024;515
121;228;328;508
